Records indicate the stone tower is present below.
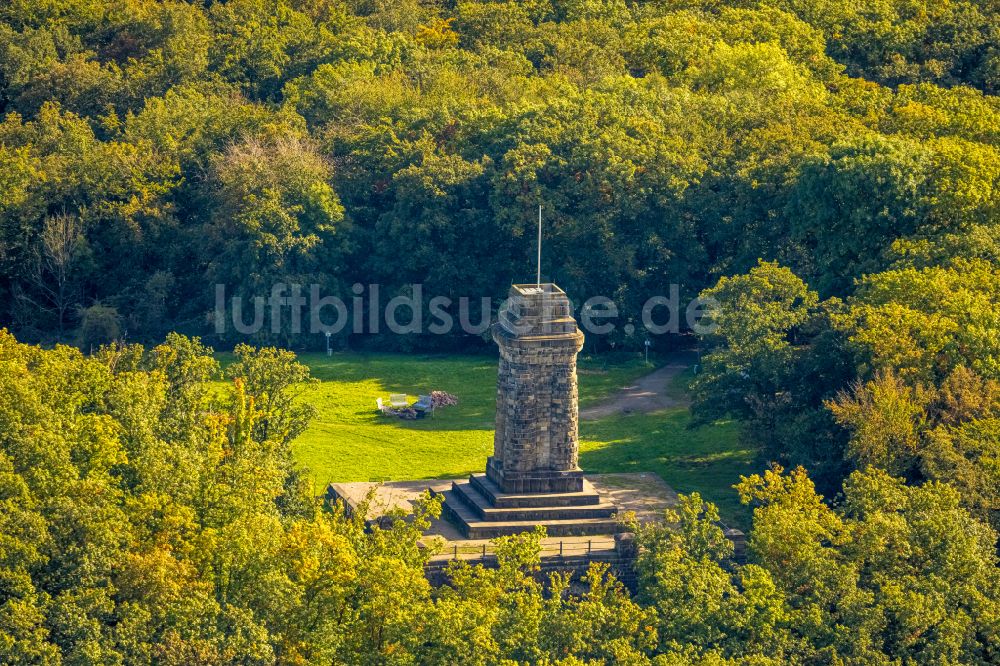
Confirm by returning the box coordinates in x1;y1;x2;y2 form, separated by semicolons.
486;283;585;493
440;283;618;538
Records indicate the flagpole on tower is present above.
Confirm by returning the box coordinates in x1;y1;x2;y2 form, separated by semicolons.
537;203;542;286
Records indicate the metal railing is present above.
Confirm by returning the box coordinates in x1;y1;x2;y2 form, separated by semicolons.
433;538;619;563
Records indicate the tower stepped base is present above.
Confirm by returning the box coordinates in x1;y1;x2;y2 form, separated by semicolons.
440;475;619;539
468;474;603;508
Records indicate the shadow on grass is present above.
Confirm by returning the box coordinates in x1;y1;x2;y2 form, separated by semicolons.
579;409;755;527
302;352;497;383
285;350;757;523
298;350;663;434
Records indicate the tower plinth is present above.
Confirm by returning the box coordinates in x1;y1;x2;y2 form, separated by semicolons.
486;284;585;493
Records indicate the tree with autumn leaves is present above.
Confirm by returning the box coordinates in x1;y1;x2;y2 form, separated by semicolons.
0;331;998;664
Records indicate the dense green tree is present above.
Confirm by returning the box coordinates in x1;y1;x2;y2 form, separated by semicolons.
0;0;996;351
0;326;999;662
2;0;1000;662
692;261;854;490
0;103;177;338
636;468;1000;665
204;134;345;331
834;259;1000;381
830;366;1000;530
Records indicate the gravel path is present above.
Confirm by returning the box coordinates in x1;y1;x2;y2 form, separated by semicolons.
579;355;693;420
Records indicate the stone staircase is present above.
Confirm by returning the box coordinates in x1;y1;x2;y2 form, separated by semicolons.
440;473;619;538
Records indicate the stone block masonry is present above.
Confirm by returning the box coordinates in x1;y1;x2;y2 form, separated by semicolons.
486;284;586;494
441;282;621;538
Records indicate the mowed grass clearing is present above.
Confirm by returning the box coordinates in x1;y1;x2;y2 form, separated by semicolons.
290;352;653;483
283;352;754;524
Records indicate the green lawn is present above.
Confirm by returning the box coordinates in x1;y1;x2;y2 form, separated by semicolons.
579;413;749;525
285;351;754;525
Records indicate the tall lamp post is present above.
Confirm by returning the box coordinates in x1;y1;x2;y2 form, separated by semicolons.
325;331;332;356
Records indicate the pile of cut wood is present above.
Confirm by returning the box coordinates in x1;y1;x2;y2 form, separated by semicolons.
431;391;458;408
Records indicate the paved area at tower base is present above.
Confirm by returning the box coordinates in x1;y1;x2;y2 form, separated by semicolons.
327;472;678;561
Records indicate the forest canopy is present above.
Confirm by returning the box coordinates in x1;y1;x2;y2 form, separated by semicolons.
0;332;998;664
0;0;997;349
2;1;1000;663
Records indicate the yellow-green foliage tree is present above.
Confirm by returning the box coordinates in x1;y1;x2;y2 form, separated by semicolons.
635;468;1000;664
0;330;998;663
0;331;667;664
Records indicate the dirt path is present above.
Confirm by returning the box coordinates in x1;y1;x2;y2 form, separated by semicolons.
579;354;694;420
